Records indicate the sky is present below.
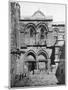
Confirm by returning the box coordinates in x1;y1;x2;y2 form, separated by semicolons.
19;2;65;23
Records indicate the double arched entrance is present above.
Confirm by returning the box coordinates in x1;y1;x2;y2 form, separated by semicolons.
24;50;48;74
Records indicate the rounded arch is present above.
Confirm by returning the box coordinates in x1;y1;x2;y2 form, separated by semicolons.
24;50;36;61
36;23;49;32
25;23;36;32
37;50;49;60
53;28;59;33
25;23;36;38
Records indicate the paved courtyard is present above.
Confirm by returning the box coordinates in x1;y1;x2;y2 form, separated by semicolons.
15;72;58;87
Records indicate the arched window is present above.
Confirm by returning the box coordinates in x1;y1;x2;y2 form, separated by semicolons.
25;23;36;45
30;27;35;37
40;28;45;39
37;23;48;40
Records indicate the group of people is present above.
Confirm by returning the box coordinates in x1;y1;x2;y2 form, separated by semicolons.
15;73;27;81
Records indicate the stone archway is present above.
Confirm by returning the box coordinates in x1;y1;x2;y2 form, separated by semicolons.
37;50;49;72
37;50;49;59
24;50;37;74
24;23;36;45
36;23;49;32
36;23;48;45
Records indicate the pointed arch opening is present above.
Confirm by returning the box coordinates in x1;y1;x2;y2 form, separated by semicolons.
24;50;36;72
37;50;49;71
25;23;36;45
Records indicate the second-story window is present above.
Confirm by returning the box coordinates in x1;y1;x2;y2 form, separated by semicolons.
30;27;34;37
30;27;36;38
40;28;44;39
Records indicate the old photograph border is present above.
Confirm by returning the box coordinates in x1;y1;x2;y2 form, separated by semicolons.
9;0;67;89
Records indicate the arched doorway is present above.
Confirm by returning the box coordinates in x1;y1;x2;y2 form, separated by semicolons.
37;50;48;72
24;51;36;74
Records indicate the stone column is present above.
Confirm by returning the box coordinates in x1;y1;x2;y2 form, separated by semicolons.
16;56;20;75
36;55;39;71
20;54;25;74
47;58;51;73
16;25;20;49
36;61;39;70
55;47;60;62
18;30;20;49
54;47;60;74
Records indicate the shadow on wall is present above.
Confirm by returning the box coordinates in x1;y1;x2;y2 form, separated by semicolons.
55;44;65;85
55;61;65;85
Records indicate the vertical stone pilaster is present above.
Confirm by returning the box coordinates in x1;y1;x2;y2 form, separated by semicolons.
18;30;20;49
55;47;60;62
54;54;59;73
54;47;60;74
20;54;25;74
36;55;39;71
36;61;39;70
16;29;20;49
47;58;51;73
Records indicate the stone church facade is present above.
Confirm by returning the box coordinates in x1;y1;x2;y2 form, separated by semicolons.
10;2;65;86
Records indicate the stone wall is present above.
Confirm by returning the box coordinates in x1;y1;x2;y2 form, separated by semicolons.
10;2;20;87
